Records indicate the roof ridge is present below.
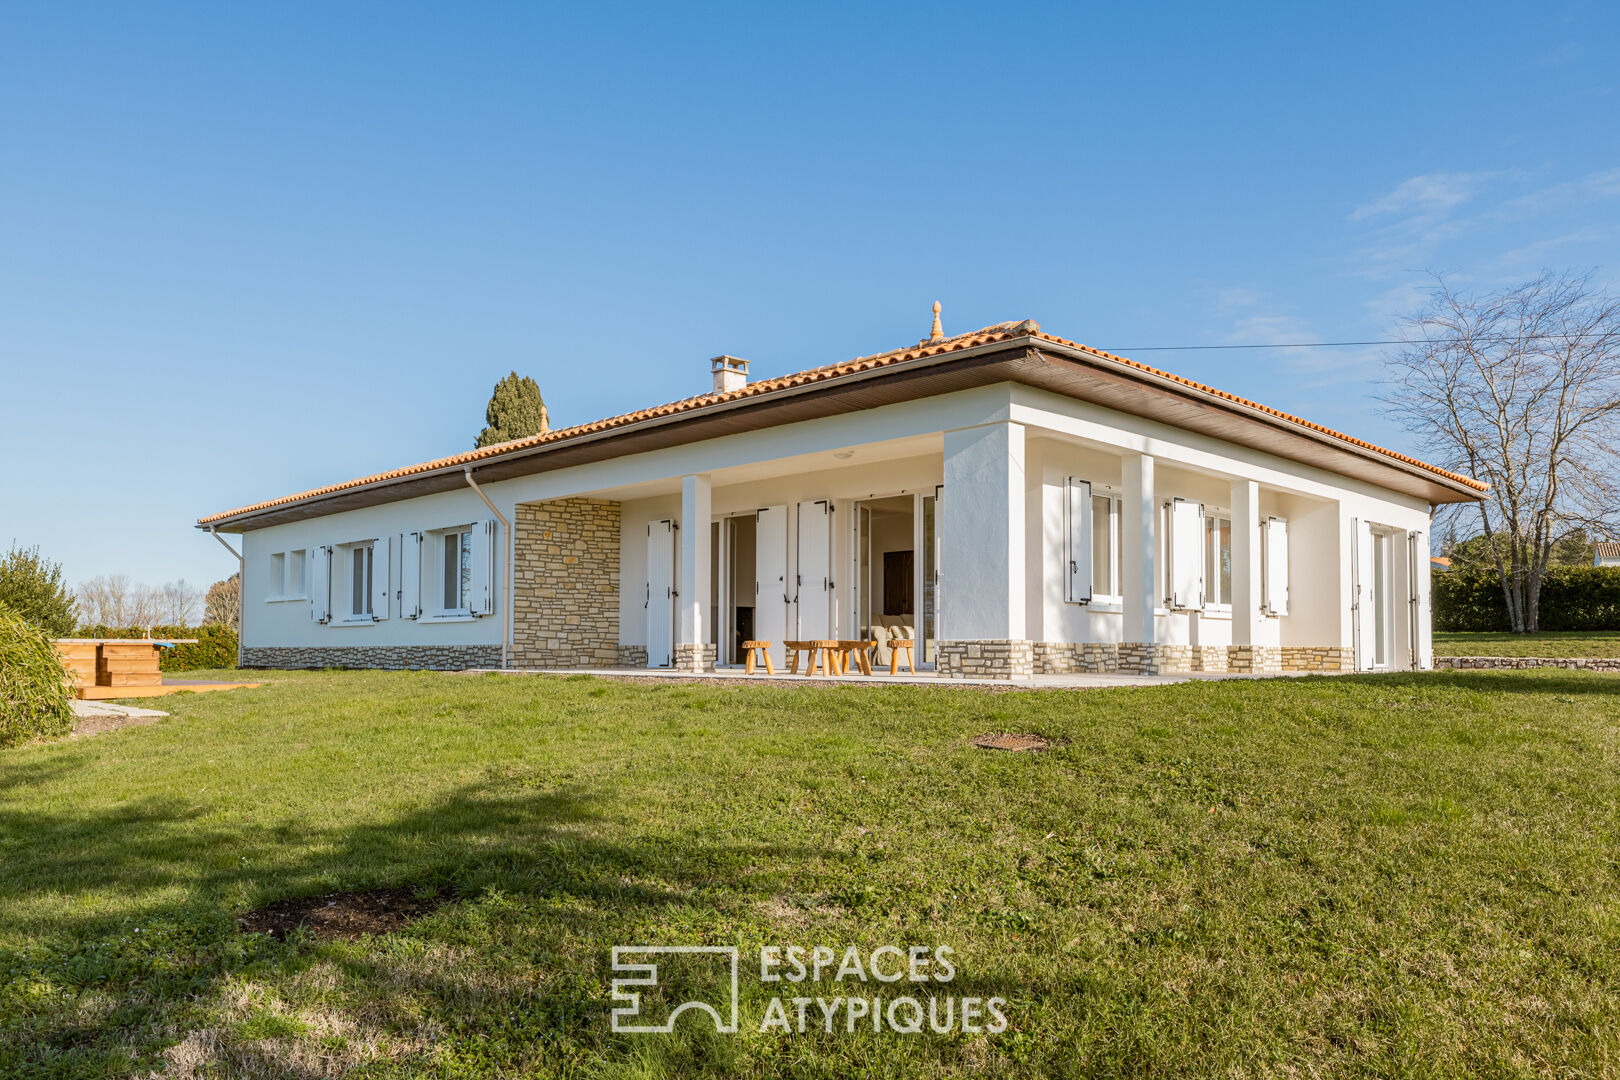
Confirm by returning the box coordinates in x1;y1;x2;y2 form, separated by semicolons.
197;320;1484;525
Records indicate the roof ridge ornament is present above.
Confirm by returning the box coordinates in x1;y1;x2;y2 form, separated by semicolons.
929;301;943;343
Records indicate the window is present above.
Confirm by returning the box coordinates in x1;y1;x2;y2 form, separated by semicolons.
332;539;386;623
350;543;373;618
1065;480;1123;603
1092;493;1123;598
287;549;307;599
441;528;472;612
267;552;286;601
1204;514;1232;609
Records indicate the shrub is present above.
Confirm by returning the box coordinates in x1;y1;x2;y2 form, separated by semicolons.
1434;567;1620;632
71;624;239;670
0;604;75;748
0;544;77;638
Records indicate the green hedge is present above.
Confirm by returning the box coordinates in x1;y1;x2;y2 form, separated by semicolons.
1433;567;1620;632
1;605;75;748
70;625;239;670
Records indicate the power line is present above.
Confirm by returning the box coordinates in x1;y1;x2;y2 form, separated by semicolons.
1097;332;1619;353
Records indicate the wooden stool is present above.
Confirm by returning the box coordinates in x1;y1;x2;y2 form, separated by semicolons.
785;640;840;675
835;640;876;676
741;641;774;675
889;638;916;674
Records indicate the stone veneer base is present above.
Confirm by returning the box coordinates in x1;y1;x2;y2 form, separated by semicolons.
672;643;718;673
1029;643;1350;676
935;640;1034;680
242;645;503;671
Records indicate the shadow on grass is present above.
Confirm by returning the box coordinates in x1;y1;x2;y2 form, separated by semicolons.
0;777;830;1075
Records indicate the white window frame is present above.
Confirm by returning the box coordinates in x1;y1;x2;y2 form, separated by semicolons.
1202;511;1233;615
1089;487;1125;607
266;552;286;602
334;540;377;625
285;549;307;600
426;525;477;620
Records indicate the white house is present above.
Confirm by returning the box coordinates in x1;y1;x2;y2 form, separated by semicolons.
199;315;1486;679
1595;543;1620;568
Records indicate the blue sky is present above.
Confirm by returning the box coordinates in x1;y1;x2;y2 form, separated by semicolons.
2;2;1617;589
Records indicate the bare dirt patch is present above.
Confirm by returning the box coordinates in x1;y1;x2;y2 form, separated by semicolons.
239;887;449;942
972;732;1065;752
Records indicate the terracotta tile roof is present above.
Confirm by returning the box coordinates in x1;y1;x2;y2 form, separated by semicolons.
1596;542;1620;559
198;320;1486;525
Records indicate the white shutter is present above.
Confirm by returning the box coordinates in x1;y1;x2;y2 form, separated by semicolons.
400;532;422;619
1167;498;1205;610
754;506;789;669
370;537;391;620
1066;478;1092;603
646;519;675;667
472;519;496;616
1262;516;1289;617
1351;518;1375;671
1408;530;1431;670
795;500;833;638
310;545;331;624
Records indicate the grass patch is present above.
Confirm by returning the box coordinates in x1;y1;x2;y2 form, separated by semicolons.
0;667;1617;1076
1434;630;1620;658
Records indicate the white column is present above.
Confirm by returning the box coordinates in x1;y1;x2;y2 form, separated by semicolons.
941;421;1025;639
1121;453;1157;643
1230;479;1263;645
678;474;711;646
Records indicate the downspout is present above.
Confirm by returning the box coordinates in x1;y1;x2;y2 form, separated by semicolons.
464;466;513;669
208;526;245;669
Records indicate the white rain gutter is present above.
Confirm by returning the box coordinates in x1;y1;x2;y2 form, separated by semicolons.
463;465;513;669
208;526;245;668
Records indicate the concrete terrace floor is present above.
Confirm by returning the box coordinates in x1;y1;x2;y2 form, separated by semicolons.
467;666;1351;689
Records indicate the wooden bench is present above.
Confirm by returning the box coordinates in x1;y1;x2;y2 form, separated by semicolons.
741;640;775;675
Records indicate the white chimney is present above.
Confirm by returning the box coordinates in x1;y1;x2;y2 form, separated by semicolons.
711;355;749;394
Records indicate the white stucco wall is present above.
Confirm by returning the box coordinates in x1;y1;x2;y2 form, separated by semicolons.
230;379;1445;669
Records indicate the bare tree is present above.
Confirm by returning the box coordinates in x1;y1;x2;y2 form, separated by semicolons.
158;580;203;625
1382;270;1620;631
75;575;203;629
75;574;131;628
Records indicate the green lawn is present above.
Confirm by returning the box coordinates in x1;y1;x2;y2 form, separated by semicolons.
2;669;1618;1078
1434;630;1620;658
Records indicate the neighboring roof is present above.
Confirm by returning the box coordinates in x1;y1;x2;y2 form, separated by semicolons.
1430;556;1452;569
1596;542;1620;560
199;320;1488;530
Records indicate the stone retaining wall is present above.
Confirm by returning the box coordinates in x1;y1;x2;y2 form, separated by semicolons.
513;498;622;668
242;645;503;671
1434;655;1620;671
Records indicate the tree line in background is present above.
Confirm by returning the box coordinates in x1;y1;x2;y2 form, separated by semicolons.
0;542;239;636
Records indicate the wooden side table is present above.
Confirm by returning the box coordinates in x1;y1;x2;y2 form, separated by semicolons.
888;638;916;674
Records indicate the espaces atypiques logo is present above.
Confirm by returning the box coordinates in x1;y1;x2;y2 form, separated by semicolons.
610;944;1009;1036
